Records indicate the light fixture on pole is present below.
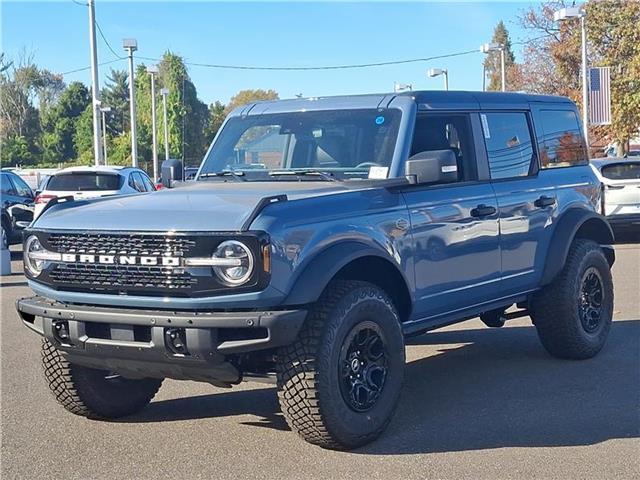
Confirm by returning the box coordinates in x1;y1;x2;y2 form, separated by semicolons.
480;42;506;92
87;0;104;166
554;6;589;149
99;106;111;165
393;82;412;93
123;38;138;167
427;69;449;91
160;87;170;161
147;65;159;181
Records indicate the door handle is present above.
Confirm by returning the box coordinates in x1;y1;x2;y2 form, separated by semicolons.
534;195;556;208
471;204;497;217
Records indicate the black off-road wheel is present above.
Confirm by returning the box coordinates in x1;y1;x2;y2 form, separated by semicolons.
276;280;405;450
530;239;614;360
41;339;163;419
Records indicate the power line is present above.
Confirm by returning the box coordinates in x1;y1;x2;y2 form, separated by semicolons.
60;58;122;76
95;20;125;60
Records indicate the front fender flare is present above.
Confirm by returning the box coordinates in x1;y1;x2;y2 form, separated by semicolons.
284;241;403;306
541;208;615;286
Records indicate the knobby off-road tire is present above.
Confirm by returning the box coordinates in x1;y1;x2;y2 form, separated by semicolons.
276;280;405;450
530;239;614;360
41;339;163;419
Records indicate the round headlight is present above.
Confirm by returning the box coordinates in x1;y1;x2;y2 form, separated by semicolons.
25;235;45;277
212;240;254;286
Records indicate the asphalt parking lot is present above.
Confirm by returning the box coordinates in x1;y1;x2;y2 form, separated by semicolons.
1;242;638;480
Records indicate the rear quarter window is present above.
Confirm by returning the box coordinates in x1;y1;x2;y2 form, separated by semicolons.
600;162;640;180
46;173;122;191
537;109;587;168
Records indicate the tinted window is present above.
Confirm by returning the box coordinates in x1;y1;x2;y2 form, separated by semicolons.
601;162;640;180
200;109;401;180
139;172;155;191
410;114;475;182
1;174;16;195
538;110;587;168
10;174;33;197
482;112;534;179
47;173;121;191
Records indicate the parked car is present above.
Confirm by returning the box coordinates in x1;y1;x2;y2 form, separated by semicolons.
17;91;615;450
1;170;35;244
590;158;640;233
33;166;156;219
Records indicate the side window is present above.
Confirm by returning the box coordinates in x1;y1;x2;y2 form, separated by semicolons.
1;174;16;195
128;172;137;190
481;112;535;180
10;174;33;197
410;114;476;182
131;173;146;192
538;109;587;168
139;172;155;192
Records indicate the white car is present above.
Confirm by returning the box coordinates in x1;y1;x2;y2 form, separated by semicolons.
34;166;156;219
590;158;640;232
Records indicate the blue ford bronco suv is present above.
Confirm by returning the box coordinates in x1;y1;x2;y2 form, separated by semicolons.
17;91;615;450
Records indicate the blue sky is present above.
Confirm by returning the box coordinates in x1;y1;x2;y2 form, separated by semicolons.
2;1;543;105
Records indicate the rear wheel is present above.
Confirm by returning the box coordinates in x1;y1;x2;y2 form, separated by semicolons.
276;280;405;450
41;339;163;419
530;239;613;359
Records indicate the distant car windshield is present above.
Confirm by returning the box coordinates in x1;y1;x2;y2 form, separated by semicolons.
46;173;122;191
601;162;640;180
199;109;402;180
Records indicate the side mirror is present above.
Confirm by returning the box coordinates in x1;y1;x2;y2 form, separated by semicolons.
405;150;459;185
161;159;184;188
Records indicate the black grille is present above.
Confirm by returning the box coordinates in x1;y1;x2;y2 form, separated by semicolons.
49;263;196;292
46;233;196;257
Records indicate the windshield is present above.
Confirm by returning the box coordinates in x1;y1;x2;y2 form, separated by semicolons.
601;162;640;180
199;109;401;181
46;173;122;191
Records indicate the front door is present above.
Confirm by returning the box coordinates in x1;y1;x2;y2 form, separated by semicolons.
403;113;501;321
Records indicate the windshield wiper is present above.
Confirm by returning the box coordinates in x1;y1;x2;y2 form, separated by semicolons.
268;170;339;182
198;170;246;181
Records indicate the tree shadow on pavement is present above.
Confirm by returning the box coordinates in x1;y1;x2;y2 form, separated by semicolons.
123;320;639;453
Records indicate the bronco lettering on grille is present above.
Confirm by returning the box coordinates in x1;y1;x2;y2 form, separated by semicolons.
60;254;180;267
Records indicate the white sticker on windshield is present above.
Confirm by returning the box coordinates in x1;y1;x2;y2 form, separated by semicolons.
368;166;389;179
480;114;491;139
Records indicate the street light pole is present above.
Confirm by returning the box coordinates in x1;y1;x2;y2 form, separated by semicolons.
87;0;104;166
100;106;111;165
427;68;449;91
160;87;169;161
554;6;589;149
500;48;506;92
480;42;505;92
123;38;138;167
147;65;159;180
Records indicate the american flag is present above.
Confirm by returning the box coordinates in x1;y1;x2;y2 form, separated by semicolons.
589;67;612;125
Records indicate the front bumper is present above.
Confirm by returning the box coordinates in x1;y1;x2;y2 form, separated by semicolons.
16;296;306;385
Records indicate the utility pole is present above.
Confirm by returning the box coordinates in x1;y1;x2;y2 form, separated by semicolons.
160;87;169;161
123;38;138;167
500;48;506;92
100;106;111;165
147;65;159;180
87;0;104;166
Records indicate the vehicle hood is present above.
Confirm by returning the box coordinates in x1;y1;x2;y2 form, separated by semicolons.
32;181;362;232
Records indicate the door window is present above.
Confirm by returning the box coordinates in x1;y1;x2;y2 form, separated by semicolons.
410;114;476;182
1;174;16;195
130;172;146;192
481;112;535;180
139;172;156;191
10;174;33;197
537;110;587;168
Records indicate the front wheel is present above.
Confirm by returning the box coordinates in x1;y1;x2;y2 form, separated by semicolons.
530;239;614;359
41;340;163;419
276;280;405;450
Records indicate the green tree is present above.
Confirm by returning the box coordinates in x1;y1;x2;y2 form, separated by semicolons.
483;21;516;91
225;89;279;115
101;68;129;135
205;100;226;144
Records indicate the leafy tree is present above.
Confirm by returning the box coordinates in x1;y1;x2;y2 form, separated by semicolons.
483;21;516;91
0;135;33;165
101;68;129;135
225;89;279;115
205;100;226;144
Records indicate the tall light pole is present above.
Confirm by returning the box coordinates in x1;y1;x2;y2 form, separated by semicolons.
100;106;111;165
160;87;170;161
147;65;159;180
87;0;104;166
393;82;412;93
123;38;138;167
480;42;506;92
554;6;589;149
427;69;449;90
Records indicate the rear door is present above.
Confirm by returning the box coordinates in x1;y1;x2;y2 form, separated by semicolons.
402;112;501;320
481;111;556;295
599;162;640;216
